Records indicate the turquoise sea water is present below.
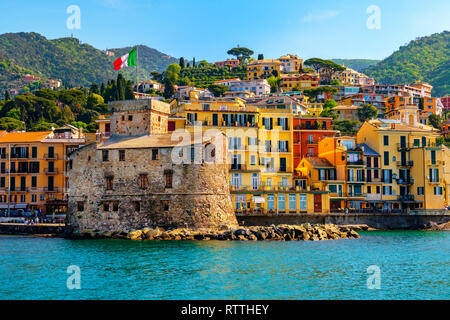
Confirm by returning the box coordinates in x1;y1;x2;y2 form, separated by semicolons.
0;231;448;300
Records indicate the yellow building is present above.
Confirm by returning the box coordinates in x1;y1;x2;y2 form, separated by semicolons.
357;119;446;211
332;66;374;86
247;59;281;80
443;146;450;208
171;95;322;214
278;54;303;73
0;128;85;215
334;105;361;121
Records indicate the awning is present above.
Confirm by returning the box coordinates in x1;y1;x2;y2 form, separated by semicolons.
252;196;265;204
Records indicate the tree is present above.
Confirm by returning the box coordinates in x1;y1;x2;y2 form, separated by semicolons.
428;114;441;129
207;84;228;97
267;76;281;93
303;86;338;102
0;117;25;131
29;121;58;132
257;54;264;60
4;90;10;101
304;58;346;84
333;120;360;136
125;81;135;100
179;57;185;69
163;79;176;99
89;83;100;95
227;47;254;62
193;57;196;68
320;99;337;119
358;104;378;122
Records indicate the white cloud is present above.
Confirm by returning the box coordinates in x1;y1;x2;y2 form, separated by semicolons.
302;10;340;22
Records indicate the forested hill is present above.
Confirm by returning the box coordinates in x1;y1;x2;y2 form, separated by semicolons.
0;32;178;91
331;59;380;72
365;31;450;96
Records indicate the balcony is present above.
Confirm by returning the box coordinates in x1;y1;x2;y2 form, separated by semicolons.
397;160;414;167
366;194;382;201
398;195;415;202
44;153;59;160
397;178;414;185
347;160;365;166
44;168;60;174
44;187;63;193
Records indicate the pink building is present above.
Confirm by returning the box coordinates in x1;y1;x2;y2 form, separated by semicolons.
215;59;240;68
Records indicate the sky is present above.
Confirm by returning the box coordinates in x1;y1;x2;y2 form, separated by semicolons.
0;0;449;62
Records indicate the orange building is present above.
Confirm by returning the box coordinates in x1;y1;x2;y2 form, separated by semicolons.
292;117;338;168
442;120;450;139
0;128;85;215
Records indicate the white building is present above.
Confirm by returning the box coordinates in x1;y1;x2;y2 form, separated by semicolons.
228;79;271;96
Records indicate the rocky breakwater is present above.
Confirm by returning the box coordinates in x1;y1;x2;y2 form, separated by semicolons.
68;223;359;241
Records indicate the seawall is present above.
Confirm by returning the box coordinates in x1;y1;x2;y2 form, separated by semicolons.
0;223;65;235
237;212;450;230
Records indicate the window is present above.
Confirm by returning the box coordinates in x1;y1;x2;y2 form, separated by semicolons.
288;194;296;210
367;186;372;194
0;177;4;188
31;147;38;158
102;150;109;162
250;155;256;166
434;186;443;195
77;201;85;212
134;201;141;212
106;176;114;190
299;194;307;210
231;174;242;188
429;168;439;183
128;115;133;121
384;151;389;166
112;202;119;211
31;176;37;188
139;174;148;189
329;185;337;193
164;170;173;188
31;194;37;203
119;150;125;161
431;150;436;165
383;136;389;146
248;137;257;145
103;202;110;211
267;194;275;210
161;200;169;211
152;149;159;160
417;187;424;195
278;194;286;210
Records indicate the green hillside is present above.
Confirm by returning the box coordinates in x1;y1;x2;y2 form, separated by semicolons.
331;59;380;72
365;31;450;96
0;32;178;92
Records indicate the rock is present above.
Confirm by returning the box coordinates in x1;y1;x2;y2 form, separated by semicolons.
127;230;143;240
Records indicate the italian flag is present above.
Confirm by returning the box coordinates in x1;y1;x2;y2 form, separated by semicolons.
113;47;137;70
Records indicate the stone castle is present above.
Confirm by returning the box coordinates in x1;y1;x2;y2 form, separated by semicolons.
66;99;237;233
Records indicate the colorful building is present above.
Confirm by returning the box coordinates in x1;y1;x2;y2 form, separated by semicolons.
357;119;446;211
334;105;361;121
292;117;338;167
0;128;85;215
246;59;282;80
280;73;320;91
278;54;303;73
215;59;240;69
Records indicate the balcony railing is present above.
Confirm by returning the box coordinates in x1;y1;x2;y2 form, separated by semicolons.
44;153;58;160
44;168;60;174
44;187;63;193
397;160;414;167
398;195;415;202
397;178;414;185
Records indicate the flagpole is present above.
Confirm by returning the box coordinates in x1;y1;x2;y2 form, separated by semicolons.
135;46;139;95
